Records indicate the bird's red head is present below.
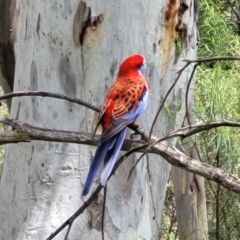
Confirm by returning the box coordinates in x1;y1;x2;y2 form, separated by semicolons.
117;54;145;77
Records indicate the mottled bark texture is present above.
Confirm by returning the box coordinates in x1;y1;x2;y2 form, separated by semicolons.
0;0;18;99
0;0;200;239
172;113;208;240
171;1;208;239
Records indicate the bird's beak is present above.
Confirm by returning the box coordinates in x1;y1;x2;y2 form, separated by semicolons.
143;58;146;65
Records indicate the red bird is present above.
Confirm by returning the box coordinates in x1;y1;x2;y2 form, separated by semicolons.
82;54;149;196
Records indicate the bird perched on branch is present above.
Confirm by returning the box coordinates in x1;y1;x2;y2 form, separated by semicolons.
82;54;149;196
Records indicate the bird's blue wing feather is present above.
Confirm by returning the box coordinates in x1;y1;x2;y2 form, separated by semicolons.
101;129;126;186
100;91;149;142
82;140;112;196
82;130;126;196
82;91;148;196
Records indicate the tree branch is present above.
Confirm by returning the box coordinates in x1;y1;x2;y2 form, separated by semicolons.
162;120;240;139
0;117;240;239
42;120;240;239
1;118;240;196
149;56;240;139
46;144;147;240
0;91;99;112
0;91;144;136
1;69;240;238
184;56;240;63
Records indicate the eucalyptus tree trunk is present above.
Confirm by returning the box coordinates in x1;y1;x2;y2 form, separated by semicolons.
172;111;208;240
171;1;208;239
0;0;203;239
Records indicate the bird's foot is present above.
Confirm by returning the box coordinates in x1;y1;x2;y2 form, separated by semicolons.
129;123;148;141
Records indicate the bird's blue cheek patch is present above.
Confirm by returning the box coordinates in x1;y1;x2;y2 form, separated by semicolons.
139;65;145;76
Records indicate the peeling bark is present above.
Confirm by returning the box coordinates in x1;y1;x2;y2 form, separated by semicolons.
0;0;19;93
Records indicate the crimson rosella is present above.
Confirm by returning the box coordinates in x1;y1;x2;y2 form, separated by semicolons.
82;54;149;196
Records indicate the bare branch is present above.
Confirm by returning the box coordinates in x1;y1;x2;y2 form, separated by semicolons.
1;118;240;196
149;56;240;139
46;143;147;240
152;139;240;194
138;120;240;164
185;63;199;125
46;185;103;240
148;61;191;139
0;118;98;146
184;56;240;63
0;91;99;112
2;117;240;149
45;126;240;239
166;120;240;139
1;118;240;238
0;91;144;136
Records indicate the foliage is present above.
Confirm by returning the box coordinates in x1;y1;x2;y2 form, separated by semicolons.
160;180;178;240
196;0;240;239
161;0;240;239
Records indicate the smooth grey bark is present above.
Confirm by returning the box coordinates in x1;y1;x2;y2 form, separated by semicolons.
171;1;208;239
0;0;199;239
172;113;208;240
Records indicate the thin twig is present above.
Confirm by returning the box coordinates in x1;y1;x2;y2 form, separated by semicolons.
148;62;191;139
184;56;240;63
46;144;148;240
149;56;240;139
64;222;73;240
127;147;151;180
0;91;99;112
46;184;103;240
185;63;199;125
0;91;144;136
225;0;240;22
1;117;239;239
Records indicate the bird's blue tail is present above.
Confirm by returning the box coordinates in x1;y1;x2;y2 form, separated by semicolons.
101;129;126;186
82;129;126;196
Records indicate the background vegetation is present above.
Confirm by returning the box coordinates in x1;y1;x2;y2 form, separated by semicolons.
161;0;240;239
197;0;240;239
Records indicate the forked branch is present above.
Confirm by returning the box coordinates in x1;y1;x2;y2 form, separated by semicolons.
1;117;240;196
